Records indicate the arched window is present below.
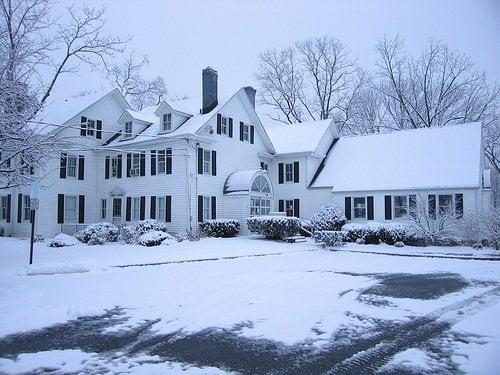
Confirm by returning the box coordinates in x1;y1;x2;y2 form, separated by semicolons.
251;175;270;194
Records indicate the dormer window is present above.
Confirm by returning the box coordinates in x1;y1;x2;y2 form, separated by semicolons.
124;122;132;138
163;113;172;132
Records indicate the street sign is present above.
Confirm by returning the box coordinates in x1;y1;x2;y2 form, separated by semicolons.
30;198;39;210
30;183;41;199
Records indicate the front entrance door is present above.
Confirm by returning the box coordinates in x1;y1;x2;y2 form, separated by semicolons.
112;197;122;224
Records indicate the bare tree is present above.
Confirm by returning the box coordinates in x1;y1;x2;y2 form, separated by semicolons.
0;0;128;190
256;36;360;125
106;53;168;110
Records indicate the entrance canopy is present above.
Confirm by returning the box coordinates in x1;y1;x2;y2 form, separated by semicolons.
223;169;273;196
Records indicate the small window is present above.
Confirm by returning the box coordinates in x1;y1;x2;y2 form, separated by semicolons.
131;154;140;176
285;163;293;182
157;197;165;220
203;196;211;220
221;116;228;135
87;120;95;136
250;197;271;216
438;194;453;215
203;150;211;174
133;197;140;220
67;155;77;178
111;157;119;178
112;198;121;218
393;195;408;218
242;123;250;142
23;195;31;221
1;196;8;220
158;150;166;174
101;199;107;219
260;161;268;171
353;197;366;219
64;196;77;223
251;175;271;194
124;122;133;138
163;113;172;132
285;199;294;217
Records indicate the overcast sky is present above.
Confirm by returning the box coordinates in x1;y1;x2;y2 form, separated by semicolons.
52;0;500;103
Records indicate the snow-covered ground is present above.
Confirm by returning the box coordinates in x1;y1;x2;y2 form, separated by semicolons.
0;236;499;374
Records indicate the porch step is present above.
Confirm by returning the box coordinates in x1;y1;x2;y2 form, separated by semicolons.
285;235;307;243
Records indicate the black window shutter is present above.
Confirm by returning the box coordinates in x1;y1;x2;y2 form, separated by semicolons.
250;125;255;144
57;194;64;224
409;194;417;218
80;116;87;136
293;199;300;218
198;195;203;222
6;194;11;223
117;155;122;178
166;148;172;174
126;154;131;177
217;114;222;134
78;195;85;223
367;196;374;220
105;156;110;179
293;161;299;183
140;196;145;220
166;195;172;222
278;163;284;184
17;193;22;223
229;118;233;138
126;197;131;221
211;150;217;176
78;155;85;180
140;152;146;176
239;122;244;141
150;196;156;219
60;153;67;179
211;196;216;219
151;150;156;176
384;195;392;220
455;193;463;218
197;147;203;174
344;197;352;220
278;199;284;212
428;194;436;219
96;120;102;139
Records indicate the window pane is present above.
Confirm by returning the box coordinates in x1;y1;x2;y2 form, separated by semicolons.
438;195;453;215
353;197;366;219
65;196;77;222
394;195;408;218
285;163;293;182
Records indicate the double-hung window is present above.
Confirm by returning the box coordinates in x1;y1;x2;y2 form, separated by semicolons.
163;114;172;132
131;154;140;176
221;116;228;135
438;194;453;215
285;200;294;217
203;150;211;174
393;195;408;218
111;157;119;178
101;199;107;219
23;195;31;221
124;122;133;138
1;196;8;220
158;150;166;174
64;196;77;223
203;196;211;220
132;197;140;220
353;197;366;219
67;155;77;178
285;163;293;182
157;197;165;220
241;123;249;141
87;120;95;136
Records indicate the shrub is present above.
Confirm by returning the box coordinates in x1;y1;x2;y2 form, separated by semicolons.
200;219;240;238
313;230;347;247
310;203;346;232
342;223;381;244
247;216;300;240
48;233;81;248
75;222;119;244
378;223;427;246
133;219;168;236
33;234;45;243
137;231;172;247
0;226;5;237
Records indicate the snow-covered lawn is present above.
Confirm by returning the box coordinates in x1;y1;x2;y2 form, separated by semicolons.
0;236;499;374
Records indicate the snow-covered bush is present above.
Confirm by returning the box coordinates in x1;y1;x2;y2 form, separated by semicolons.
342;223;381;244
137;231;171;247
33;234;45;243
200;219;240;238
75;222;119;244
378;223;426;246
0;226;5;237
247;216;300;240
48;233;81;248
394;241;405;248
478;208;500;250
160;233;178;246
313;230;347;247
133;219;168;236
310;203;346;232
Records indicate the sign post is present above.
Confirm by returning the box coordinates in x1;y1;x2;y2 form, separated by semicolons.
29;183;40;265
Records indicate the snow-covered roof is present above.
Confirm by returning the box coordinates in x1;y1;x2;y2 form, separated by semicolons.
167;97;200;115
311;123;482;191
263;118;334;154
124;106;158;124
224;169;265;194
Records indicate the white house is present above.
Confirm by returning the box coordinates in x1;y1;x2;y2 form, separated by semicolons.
0;68;493;237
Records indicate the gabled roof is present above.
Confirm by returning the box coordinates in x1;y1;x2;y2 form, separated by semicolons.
263;118;336;155
121;106;158;124
311;123;483;191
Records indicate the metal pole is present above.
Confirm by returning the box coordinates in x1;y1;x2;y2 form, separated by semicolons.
29;209;35;265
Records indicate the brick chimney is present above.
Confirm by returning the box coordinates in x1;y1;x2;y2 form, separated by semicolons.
243;86;256;109
202;67;218;114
